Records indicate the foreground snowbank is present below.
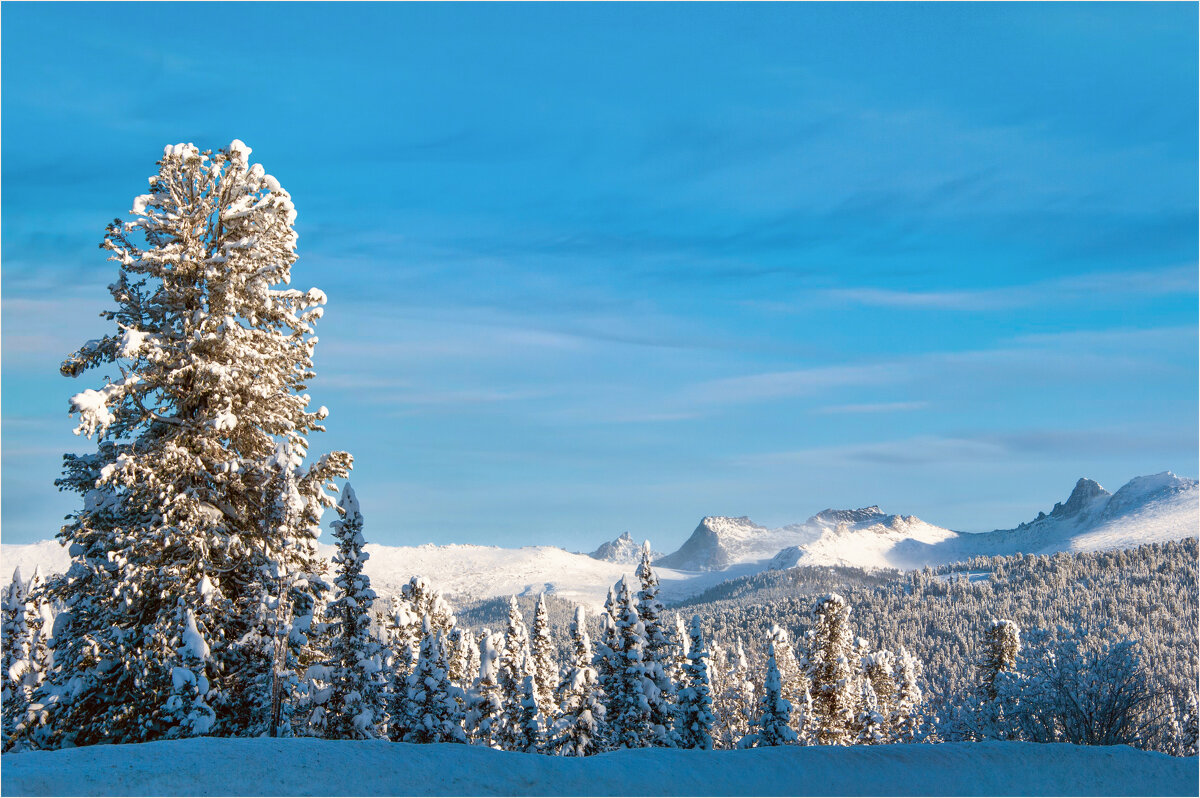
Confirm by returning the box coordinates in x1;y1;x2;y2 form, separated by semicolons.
2;738;1195;796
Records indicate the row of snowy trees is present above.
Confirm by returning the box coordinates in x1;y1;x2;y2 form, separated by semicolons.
691;540;1199;756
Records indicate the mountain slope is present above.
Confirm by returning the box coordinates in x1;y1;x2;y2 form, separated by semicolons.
3;472;1194;610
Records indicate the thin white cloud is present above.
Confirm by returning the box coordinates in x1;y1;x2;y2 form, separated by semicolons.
814;401;929;415
819;264;1197;311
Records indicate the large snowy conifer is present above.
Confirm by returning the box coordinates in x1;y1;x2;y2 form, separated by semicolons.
25;142;351;747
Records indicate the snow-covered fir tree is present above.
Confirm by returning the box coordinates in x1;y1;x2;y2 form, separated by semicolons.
606;578;654;749
981;619;1021;703
861;649;896;743
670;613;690;686
740;642;796;748
891;646;925;743
466;630;505;749
551;606;605;756
530;594;558;722
399;624;465;744
446;628;478;693
675;615;715;750
322;484;386;739
769;624;811;743
22;141;352;748
2;569;32;748
385;576;458;680
495;597;535;750
806;594;857;745
516;674;546;754
971;618;1021;740
592;587;622;750
855;679;886;745
635;542;679;746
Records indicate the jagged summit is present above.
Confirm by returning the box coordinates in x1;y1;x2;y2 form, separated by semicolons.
809;506;887;526
588;532;661;564
1049;478;1109;519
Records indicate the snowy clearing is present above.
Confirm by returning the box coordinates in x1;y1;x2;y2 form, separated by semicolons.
1;738;1195;797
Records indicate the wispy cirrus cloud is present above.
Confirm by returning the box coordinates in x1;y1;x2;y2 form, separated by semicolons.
819;264;1196;311
813;401;929;415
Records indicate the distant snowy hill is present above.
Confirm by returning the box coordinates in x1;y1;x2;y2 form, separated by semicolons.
2;737;1194;797
3;472;1194;610
655;472;1197;574
656;516;817;571
588;531;661;564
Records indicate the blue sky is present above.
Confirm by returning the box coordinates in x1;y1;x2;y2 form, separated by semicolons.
2;2;1196;550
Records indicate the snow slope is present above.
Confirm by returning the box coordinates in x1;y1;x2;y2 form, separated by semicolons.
1;737;1194;797
0;538;720;611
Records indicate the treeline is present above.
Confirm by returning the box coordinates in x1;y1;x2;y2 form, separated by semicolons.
2;518;932;754
690;539;1199;755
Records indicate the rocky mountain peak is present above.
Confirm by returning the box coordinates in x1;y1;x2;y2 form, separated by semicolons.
1049;478;1110;519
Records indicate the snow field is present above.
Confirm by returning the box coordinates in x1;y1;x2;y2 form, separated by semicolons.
2;738;1195;796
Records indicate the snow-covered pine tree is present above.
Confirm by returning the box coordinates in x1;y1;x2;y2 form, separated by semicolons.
25;141;352;748
707;637;736;749
855;678;886;745
552;606;605;756
465;630;505;748
635;542;679;747
323;483;386;739
675;615;715;750
891;646;925;743
973;618;1021;740
386;576;458;679
608;578;653;749
862;649;896;743
496;597;535;750
981;619;1020;702
670;613;690;686
516;674;546;754
768;624;811;743
730;640;758;743
591;592;621;752
400;623;466;744
806;594;857;745
446;628;478;693
530;594;558;722
1;569;30;747
740;642;797;748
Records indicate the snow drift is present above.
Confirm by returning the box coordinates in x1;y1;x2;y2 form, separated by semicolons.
1;737;1194;796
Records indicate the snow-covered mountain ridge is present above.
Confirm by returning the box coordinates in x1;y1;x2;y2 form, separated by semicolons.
2;472;1194;611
